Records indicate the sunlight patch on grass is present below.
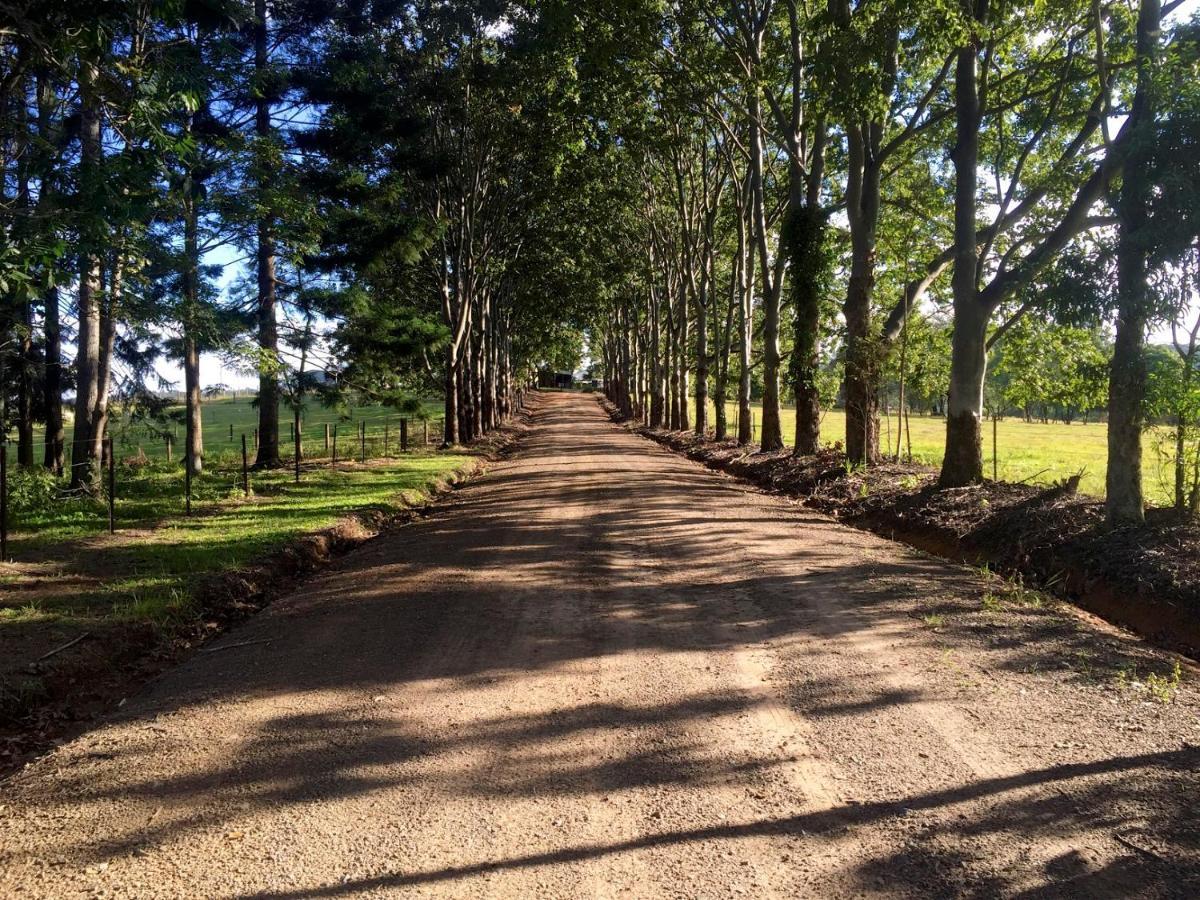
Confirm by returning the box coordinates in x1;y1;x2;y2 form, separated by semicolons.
712;401;1172;503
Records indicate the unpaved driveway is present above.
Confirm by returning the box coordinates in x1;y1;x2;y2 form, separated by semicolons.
2;392;1198;899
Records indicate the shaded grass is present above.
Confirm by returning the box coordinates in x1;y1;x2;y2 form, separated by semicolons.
711;402;1173;504
2;451;472;631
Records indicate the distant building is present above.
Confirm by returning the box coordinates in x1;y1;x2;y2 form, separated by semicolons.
538;370;574;389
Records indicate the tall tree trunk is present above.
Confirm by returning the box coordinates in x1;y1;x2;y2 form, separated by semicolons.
444;350;460;445
668;310;680;429
184;337;203;475
1106;0;1161;524
787;192;825;457
695;264;708;435
183;137;204;476
43;285;63;473
750;97;783;451
13;67;34;467
843;124;881;465
940;16;987;488
714;267;735;441
253;0;280;467
70;61;103;491
678;289;690;432
737;198;754;445
93;261;118;460
38;70;63;473
649;279;664;427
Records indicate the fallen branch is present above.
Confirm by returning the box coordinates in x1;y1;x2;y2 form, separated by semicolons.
37;632;92;662
198;638;272;654
1015;468;1051;485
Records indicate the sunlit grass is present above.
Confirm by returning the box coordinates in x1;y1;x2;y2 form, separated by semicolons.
708;401;1174;504
32;395;444;464
3;451;472;630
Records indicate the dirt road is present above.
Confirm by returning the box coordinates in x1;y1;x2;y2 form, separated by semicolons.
2;392;1198;898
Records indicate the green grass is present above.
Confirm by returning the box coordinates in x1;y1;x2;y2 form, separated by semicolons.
32;395;445;464
710;401;1175;504
2;449;472;631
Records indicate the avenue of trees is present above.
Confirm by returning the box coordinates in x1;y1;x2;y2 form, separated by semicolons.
588;0;1200;522
2;0;1200;523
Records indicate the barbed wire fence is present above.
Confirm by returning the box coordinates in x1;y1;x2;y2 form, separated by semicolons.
0;414;445;563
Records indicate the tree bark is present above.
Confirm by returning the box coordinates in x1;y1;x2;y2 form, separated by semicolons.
940;17;987;488
1106;0;1160;524
842;122;881;465
737;194;754;445
70;60;103;492
444;350;460;445
253;0;281;467
749;96;783;452
43;285;63;473
38;66;64;473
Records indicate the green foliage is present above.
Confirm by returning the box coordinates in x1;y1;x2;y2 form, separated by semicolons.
993;319;1110;424
5;467;59;516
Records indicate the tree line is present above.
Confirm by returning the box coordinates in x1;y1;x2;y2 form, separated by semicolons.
0;0;591;497
3;0;1200;523
587;0;1200;522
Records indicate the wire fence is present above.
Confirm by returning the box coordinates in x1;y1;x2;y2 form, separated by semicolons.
0;415;446;562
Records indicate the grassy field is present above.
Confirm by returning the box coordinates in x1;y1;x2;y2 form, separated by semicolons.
0;451;473;633
3;394;470;644
712;401;1176;504
31;395;445;465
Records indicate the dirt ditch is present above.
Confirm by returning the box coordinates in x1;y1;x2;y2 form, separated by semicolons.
612;405;1200;659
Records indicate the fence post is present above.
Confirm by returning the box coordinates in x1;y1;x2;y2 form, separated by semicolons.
993;414;998;482
423;420;429;446
332;425;338;465
107;437;116;534
384;423;390;458
324;423;330;454
229;423;234;442
1;440;7;561
241;434;250;496
166;433;172;463
401;418;408;452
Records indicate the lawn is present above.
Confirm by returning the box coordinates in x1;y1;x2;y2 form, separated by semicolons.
31;395;445;465
1;449;473;636
711;402;1176;504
